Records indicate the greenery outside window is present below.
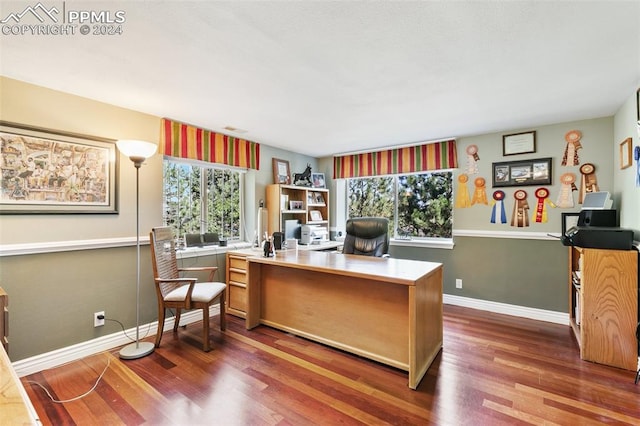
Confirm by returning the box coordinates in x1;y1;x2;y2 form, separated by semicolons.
347;171;453;240
163;159;243;241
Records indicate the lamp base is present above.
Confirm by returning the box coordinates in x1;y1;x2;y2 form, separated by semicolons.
119;341;155;360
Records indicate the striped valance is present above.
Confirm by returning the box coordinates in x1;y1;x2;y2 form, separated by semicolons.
333;139;457;179
160;118;260;170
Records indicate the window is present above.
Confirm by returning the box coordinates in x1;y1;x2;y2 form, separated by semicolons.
163;159;242;240
347;171;453;240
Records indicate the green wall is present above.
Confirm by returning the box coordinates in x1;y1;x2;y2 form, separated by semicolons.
1;77;636;364
392;237;568;312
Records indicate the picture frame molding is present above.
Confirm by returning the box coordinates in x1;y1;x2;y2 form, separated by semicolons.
272;157;290;184
492;157;552;188
502;130;536;156
0;121;119;214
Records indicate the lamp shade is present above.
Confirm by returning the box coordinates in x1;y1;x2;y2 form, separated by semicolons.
116;139;157;162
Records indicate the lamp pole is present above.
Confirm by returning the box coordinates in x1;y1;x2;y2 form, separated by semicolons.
117;142;156;360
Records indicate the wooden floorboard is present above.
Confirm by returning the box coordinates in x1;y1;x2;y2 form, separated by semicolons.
22;305;640;425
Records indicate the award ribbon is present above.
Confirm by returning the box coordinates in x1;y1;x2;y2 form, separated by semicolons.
455;174;471;208
471;177;488;205
579;163;599;204
490;190;507;224
561;130;582;166
532;188;555;223
511;190;530;227
555;172;576;208
635;145;640;187
465;144;479;175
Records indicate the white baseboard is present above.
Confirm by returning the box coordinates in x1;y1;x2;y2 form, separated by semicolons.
444;294;569;325
12;305;220;377
13;297;568;377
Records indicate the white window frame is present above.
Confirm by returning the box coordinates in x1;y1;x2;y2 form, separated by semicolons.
339;171;455;250
162;156;246;242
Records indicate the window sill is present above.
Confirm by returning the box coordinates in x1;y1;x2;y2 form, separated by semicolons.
390;238;454;250
176;241;252;259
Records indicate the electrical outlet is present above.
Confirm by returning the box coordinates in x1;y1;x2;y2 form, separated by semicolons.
455;279;463;289
94;311;105;327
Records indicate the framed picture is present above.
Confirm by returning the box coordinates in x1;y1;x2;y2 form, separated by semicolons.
502;131;536;156
620;137;632;169
311;172;325;188
492;157;552;188
0;121;119;214
309;210;323;221
289;200;303;210
313;192;325;204
636;88;639;122
272;158;290;184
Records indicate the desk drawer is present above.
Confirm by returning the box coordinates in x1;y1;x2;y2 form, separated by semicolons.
229;256;248;270
229;269;247;284
228;282;247;313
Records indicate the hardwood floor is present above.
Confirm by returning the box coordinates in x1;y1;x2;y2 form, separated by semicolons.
23;305;640;425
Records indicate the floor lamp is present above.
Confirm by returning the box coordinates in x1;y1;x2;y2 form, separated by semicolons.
116;139;158;360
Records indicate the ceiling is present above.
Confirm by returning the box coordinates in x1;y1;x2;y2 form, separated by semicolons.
1;1;639;157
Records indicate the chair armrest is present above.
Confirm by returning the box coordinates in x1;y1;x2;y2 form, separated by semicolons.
179;266;218;281
155;277;197;307
155;277;198;283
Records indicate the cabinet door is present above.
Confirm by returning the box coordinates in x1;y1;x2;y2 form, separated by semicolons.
581;249;638;370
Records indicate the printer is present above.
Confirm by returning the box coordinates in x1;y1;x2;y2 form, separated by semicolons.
300;225;328;245
561;195;633;250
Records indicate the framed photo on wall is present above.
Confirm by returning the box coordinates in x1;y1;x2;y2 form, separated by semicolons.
620;137;632;169
636;88;639;122
0;121;119;214
492;157;552;187
502;131;536;156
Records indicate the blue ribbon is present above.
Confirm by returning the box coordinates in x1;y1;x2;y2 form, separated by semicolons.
635;146;640;187
490;195;507;224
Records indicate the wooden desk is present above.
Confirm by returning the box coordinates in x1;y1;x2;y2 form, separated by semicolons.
246;250;443;389
1;344;41;425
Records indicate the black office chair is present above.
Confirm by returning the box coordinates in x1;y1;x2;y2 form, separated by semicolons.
343;217;390;257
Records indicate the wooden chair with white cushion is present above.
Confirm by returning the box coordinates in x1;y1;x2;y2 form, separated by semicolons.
149;226;226;352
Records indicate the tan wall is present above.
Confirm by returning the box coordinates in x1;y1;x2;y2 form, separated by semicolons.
0;76;164;244
613;90;640;238
0;77;318;361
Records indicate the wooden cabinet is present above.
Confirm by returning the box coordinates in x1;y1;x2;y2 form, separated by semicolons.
266;184;329;240
569;246;638;370
225;250;254;318
0;287;40;424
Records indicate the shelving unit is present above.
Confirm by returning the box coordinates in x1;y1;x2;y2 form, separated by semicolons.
568;246;638;370
265;184;329;240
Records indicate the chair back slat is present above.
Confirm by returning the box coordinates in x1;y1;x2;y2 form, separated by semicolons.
150;227;181;297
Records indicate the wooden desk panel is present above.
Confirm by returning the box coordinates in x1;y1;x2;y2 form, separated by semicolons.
246;250;443;389
1;345;40;425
